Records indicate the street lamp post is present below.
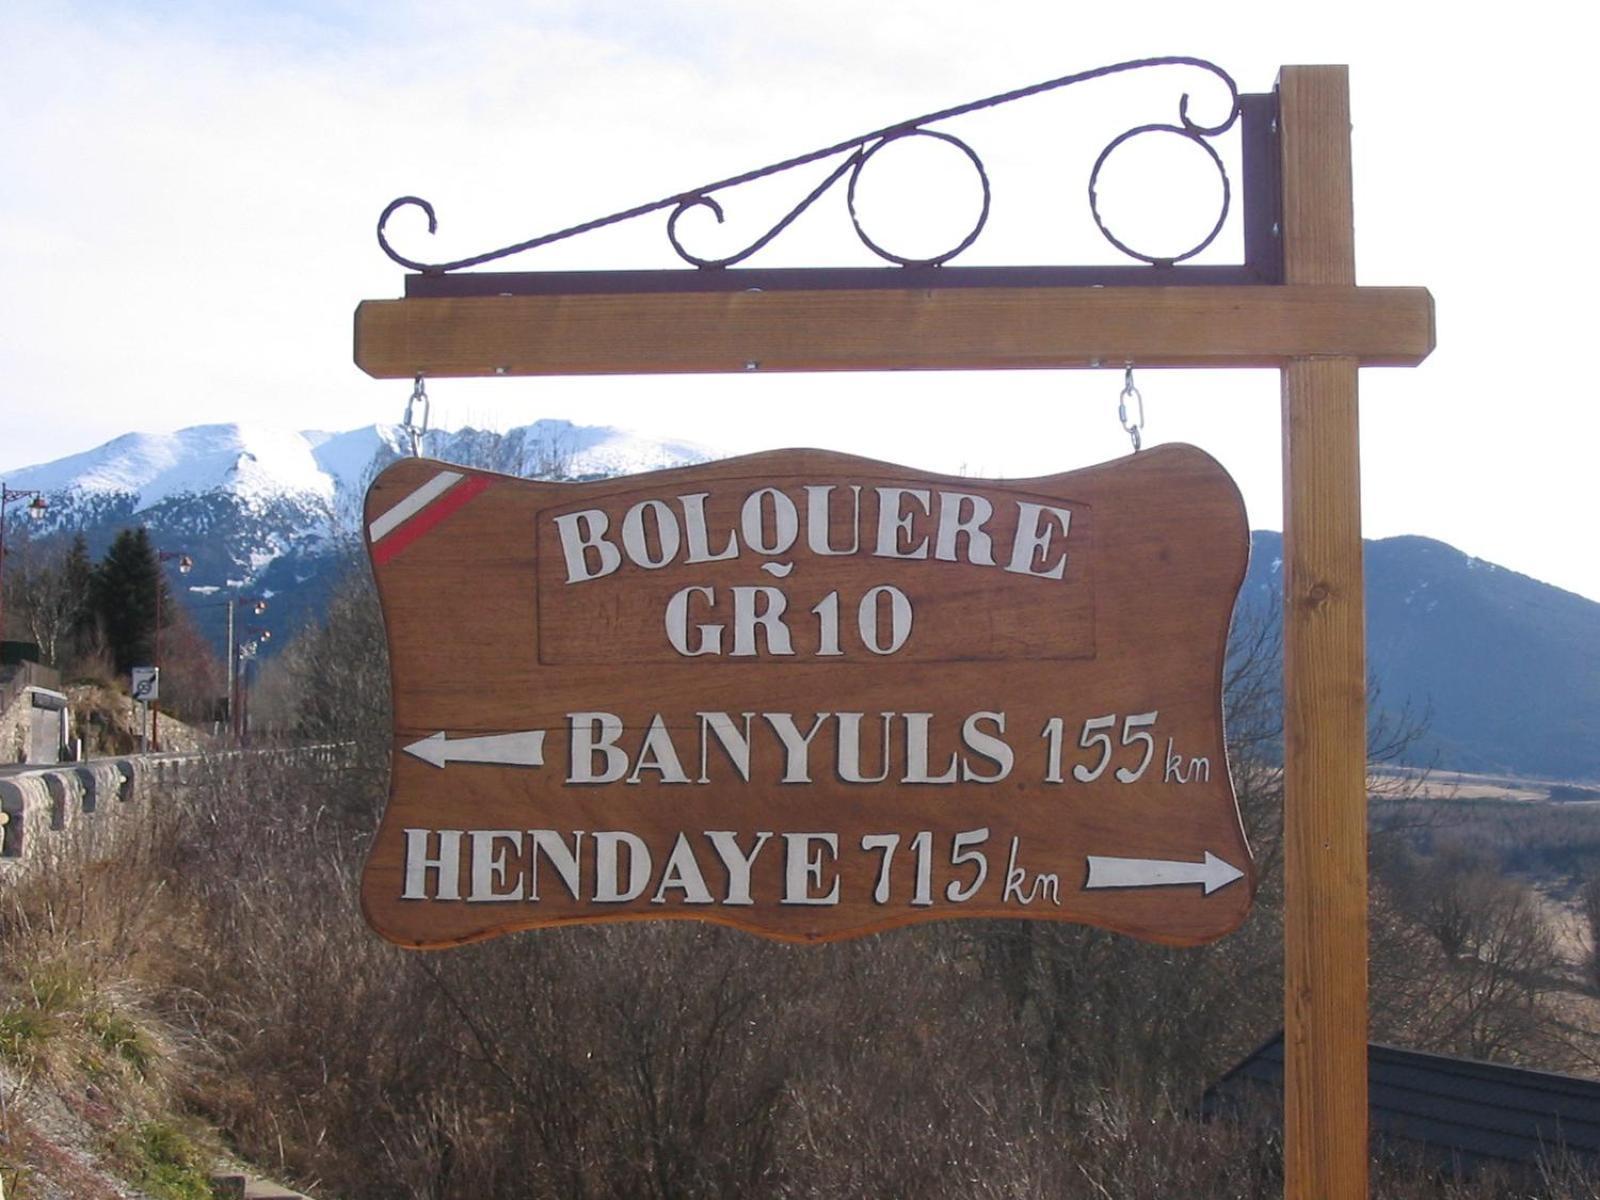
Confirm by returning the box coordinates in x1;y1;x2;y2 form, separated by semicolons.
151;549;193;752
0;485;49;648
235;630;270;746
228;598;267;742
185;585;270;744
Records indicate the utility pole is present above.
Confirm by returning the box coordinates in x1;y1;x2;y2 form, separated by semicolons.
151;549;191;751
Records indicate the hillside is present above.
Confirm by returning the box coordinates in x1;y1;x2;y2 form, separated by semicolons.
1243;531;1600;780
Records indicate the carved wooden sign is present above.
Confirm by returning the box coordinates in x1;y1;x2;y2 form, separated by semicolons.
360;444;1254;948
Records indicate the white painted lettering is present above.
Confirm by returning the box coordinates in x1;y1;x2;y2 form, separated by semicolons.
857;585;913;655
763;713;829;783
837;712;894;783
731;586;794;656
665;586;722;656
651;833;714;904
805;485;862;556
697;712;754;783
627;714;690;784
861;833;899;904
620;499;681;569
782;832;841;905
1005;502;1073;579
1002;837;1061;906
740;487;799;556
961;712;1013;782
935;492;997;565
1164;737;1212;784
679;492;739;563
874;487;932;559
811;591;844;656
568;712;628;783
946;827;990;902
468;829;524;902
529;830;584;900
594;831;651;902
556;483;1083;590
554;509;622;583
706;830;772;905
902;712;959;784
402;828;462;901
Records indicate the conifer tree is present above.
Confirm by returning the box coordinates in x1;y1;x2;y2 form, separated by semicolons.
62;533;93;659
91;527;167;675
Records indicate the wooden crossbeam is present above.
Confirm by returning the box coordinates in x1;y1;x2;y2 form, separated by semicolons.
354;284;1432;378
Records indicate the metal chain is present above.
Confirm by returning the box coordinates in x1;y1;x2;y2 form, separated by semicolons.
402;374;430;458
1118;364;1144;452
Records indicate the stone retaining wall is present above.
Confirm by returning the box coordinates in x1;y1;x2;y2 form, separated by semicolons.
0;745;352;876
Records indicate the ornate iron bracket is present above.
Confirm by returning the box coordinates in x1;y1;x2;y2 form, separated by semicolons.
380;56;1283;296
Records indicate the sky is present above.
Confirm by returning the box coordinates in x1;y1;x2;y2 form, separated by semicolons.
2;1;1597;602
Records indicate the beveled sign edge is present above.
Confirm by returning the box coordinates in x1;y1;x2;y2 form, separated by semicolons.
359;443;1256;950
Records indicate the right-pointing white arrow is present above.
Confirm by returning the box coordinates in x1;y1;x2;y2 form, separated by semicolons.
1084;851;1245;896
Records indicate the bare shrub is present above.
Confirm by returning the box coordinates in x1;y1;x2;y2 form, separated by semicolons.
155;601;225;728
1582;872;1600;994
274;554;392;816
1376;860;1574;1067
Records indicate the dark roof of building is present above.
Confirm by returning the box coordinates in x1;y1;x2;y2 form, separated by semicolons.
1203;1031;1600;1172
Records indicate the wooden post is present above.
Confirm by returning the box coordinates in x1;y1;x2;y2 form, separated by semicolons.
1279;66;1368;1200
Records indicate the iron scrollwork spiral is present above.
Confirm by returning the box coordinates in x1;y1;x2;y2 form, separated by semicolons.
377;56;1239;274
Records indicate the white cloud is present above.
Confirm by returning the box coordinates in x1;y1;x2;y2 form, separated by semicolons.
1;0;1596;602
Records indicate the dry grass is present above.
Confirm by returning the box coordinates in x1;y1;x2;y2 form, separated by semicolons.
4;747;1594;1198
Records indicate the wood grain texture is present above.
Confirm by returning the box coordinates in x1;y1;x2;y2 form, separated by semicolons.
1279;65;1369;1200
359;446;1254;949
352;285;1434;378
1281;68;1356;287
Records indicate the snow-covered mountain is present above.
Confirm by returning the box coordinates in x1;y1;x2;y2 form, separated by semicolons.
16;424;341;512
4;420;715;650
11;420;714;529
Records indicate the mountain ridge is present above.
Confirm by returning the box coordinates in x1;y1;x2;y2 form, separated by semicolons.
1243;530;1600;781
5;426;1596;781
3;419;716;660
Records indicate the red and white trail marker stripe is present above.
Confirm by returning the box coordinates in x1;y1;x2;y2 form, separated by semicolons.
368;470;491;565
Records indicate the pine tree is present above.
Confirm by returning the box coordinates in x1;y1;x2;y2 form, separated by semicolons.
63;533;93;660
91;528;167;676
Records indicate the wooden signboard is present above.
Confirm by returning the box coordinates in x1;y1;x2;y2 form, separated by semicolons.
353;63;1437;1200
360;443;1253;947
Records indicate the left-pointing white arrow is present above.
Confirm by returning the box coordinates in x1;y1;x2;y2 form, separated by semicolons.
1084;851;1245;896
403;730;546;769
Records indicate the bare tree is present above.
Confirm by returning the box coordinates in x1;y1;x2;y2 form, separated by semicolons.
427;423;578;481
1378;856;1573;1066
9;535;92;667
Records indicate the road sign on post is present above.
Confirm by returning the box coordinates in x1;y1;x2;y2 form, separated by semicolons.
131;666;159;704
361;445;1253;947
